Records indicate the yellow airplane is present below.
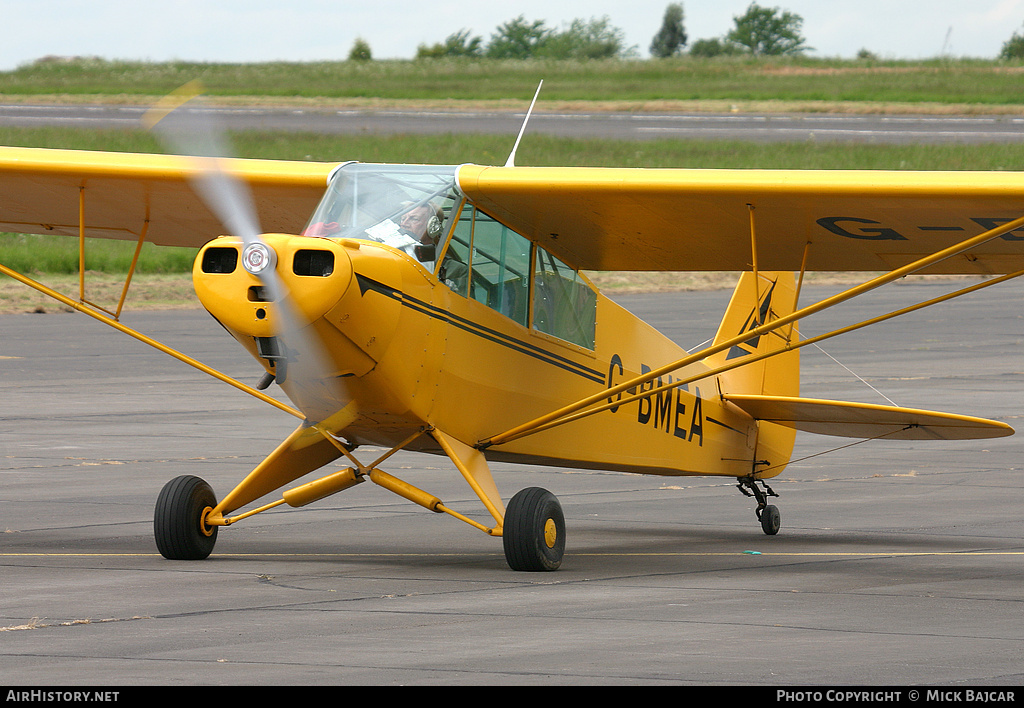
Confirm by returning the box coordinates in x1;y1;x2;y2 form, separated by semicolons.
1;100;1021;571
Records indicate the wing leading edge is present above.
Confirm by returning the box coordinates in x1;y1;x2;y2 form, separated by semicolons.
0;146;336;248
456;164;1024;275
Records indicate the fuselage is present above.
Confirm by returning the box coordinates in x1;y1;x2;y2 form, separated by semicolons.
192;163;778;480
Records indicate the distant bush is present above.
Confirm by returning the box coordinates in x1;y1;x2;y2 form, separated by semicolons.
417;30;483;59
1000;30;1024;60
348;38;373;62
690;38;743;57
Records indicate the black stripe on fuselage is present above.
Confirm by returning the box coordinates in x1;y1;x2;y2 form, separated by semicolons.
706;416;746;435
355;273;606;384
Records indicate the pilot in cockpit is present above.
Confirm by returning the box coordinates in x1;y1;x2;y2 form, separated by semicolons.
391;201;443;267
305;196;444;269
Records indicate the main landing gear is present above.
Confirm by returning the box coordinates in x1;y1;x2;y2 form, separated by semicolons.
154;475;218;560
153;473;567;572
151;424;567;570
502;487;565;572
737;476;781;536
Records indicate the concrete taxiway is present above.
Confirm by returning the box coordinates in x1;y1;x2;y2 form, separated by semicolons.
4;103;1024;144
1;279;1022;686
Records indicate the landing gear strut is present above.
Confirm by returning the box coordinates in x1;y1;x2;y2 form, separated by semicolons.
737;476;781;536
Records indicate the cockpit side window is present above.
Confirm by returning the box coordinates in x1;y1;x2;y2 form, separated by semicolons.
439;202;472;297
440;204;530;326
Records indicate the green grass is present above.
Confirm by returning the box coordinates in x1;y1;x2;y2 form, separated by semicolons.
7;126;1024;170
4;56;1024;106
0;233;196;275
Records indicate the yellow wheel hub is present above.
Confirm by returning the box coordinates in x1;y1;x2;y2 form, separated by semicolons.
544;518;558;548
199;506;216;537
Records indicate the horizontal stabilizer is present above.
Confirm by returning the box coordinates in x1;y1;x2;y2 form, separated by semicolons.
723;394;1014;441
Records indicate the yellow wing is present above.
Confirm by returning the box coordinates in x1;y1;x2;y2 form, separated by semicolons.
456;165;1024;274
0;146;336;248
7;151;1024;274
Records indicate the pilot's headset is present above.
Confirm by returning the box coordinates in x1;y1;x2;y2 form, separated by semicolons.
413;202;445;264
425;202;443;242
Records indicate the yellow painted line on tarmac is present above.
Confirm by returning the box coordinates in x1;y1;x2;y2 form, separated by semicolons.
2;551;1022;558
578;551;1024;557
0;552;496;558
1;553;160;557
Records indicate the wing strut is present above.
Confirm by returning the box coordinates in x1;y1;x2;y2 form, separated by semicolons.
72;185;151;320
478;213;1024;449
746;204;806;343
748;204;761;312
484;267;1022;443
0;262;304;420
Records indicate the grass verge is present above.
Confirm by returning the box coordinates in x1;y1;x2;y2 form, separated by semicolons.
5;57;1024;107
0;272;198;315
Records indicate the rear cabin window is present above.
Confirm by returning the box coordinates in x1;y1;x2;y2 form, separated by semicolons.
533;249;597;349
440;204;596;349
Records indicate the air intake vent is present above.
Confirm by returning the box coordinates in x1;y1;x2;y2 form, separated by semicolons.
256;336;283;360
293;249;334;277
201;247;238;274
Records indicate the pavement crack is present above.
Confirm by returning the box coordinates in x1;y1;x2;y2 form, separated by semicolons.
0;615;152;631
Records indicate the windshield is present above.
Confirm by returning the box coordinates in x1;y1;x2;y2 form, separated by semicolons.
304;163;461;268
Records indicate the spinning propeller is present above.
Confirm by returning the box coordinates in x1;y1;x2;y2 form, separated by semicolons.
144;83;355;430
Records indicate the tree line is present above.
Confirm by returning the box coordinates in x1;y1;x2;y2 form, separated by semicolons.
344;4;811;61
346;3;1024;62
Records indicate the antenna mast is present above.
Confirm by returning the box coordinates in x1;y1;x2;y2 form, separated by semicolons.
505;80;543;168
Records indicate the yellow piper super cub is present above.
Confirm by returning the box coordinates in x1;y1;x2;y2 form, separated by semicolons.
1;96;1021;571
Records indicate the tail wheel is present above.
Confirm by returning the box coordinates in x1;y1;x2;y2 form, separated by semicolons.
502;487;565;572
154;475;218;560
760;504;781;536
739;477;782;536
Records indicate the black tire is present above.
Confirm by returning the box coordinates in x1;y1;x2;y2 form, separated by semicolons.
154;475;218;560
760;504;781;536
502;487;565;571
